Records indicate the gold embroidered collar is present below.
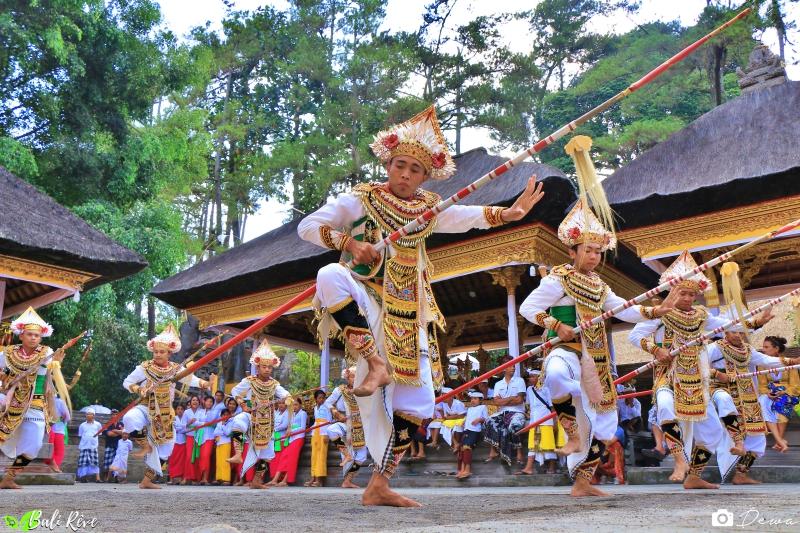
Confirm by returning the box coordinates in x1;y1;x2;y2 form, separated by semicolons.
354;182;439;248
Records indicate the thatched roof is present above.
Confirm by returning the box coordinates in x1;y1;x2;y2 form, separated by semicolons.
152;148;575;310
604;80;800;227
0;166;147;282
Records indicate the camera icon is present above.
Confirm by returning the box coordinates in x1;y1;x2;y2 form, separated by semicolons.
711;509;734;527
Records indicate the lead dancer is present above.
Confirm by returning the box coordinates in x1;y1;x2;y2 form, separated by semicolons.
519;136;677;497
122;324;210;489
298;106;544;507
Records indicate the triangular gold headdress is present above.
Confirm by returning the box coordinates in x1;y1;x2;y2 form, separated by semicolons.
659;251;711;293
147;323;181;354
370;106;455;180
10;306;53;337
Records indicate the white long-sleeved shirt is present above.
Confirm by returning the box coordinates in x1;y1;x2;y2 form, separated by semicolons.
520;272;649;333
441;399;467;419
51;397;71;435
229;377;289;405
628;309;733;352
173;415;187;445
297;190;497;251
122;363;200;401
314;403;332;422
707;342;783;376
323;386;348;414
181;407;206;438
274;408;289;438
287;408;308;444
214;415;237;445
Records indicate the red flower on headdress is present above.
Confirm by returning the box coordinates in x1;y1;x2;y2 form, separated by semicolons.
432;152;447;169
567;227;581;240
254;356;261;364
383;133;399;149
698;280;709;291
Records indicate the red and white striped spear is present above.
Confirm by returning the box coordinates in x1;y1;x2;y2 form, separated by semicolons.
739;364;800;379
437;216;800;405
515;389;652;436
172;8;752;385
614;286;800;386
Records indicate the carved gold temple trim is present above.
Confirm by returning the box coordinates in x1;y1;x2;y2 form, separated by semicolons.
618;195;800;258
188;223;648;329
0;254;96;290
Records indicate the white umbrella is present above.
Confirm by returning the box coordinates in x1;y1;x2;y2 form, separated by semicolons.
449;353;479;371
80;404;111;414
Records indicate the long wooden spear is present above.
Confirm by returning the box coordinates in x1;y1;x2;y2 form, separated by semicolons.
436;215;800;405
172;9;752;385
614;286;800;386
515;389;652;436
739;363;800;379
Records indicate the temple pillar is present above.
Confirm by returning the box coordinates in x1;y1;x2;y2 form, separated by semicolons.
488;266;527;377
320;337;330;390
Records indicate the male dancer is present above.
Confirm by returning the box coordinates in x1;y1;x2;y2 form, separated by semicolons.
0;307;68;489
227;339;290;489
709;329;795;484
122;324;210;489
629;252;771;488
299;106;544;506
325;366;367;488
520;136;677;497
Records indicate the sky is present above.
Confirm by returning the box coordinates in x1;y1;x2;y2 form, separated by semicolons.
156;0;799;241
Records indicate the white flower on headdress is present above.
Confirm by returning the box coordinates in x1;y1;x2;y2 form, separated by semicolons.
250;338;280;367
370;106;456;180
10;306;53;337
147;323;182;354
557;199;616;252
659;250;711;292
341;366;356;380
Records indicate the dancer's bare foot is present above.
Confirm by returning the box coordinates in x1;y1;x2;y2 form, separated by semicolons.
138;477;161;489
0;472;21;489
683;474;719;489
772;437;789;452
341;478;360;489
362;473;422;507
730;440;745;456
556;436;583;456
48;463;62;473
276;480;288;487
339;451;353;467
570;477;609;497
250;478;269;489
669;454;690;482
732;471;761;485
131;442;152;459
226;451;243;464
353;357;391;397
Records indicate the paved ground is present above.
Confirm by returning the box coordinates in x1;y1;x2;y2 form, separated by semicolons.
2;483;799;532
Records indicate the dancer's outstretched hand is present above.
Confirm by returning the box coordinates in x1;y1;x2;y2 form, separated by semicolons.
501;175;545;222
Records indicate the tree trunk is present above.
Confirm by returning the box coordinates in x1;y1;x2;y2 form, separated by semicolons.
212;72;234;250
147;296;156;339
712;44;725;107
